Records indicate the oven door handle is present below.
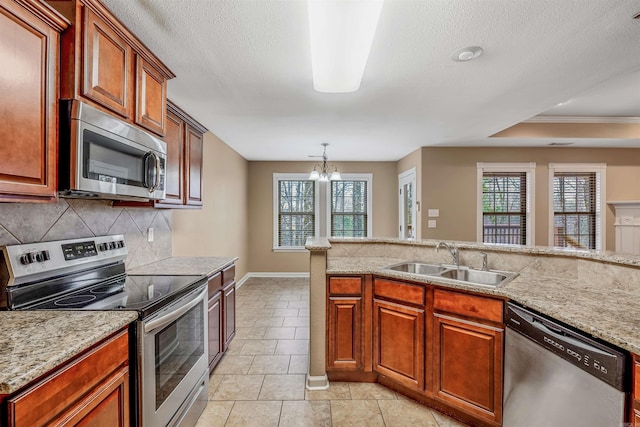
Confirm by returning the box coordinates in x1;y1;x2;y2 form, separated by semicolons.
144;287;206;334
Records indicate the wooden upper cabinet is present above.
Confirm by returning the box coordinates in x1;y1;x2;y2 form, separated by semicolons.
0;0;68;202
135;56;166;134
49;0;174;135
82;7;131;118
159;109;185;205
186;124;204;206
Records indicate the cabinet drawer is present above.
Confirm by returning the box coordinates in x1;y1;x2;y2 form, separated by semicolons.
8;330;129;427
434;289;502;323
374;278;425;306
328;277;362;295
222;265;235;286
208;272;222;296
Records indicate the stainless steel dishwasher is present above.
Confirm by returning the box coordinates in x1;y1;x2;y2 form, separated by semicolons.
503;303;628;427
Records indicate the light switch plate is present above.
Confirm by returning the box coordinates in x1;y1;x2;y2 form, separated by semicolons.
428;220;437;228
428;209;439;217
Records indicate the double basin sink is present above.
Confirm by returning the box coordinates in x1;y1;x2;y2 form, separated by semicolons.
384;261;517;288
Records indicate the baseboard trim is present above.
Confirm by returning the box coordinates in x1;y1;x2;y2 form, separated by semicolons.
236;272;310;289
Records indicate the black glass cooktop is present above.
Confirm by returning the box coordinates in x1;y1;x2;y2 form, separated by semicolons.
28;274;205;318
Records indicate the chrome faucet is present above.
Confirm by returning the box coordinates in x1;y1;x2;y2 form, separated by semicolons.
480;252;489;271
435;242;459;268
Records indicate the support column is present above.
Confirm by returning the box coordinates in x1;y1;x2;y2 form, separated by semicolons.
306;238;330;390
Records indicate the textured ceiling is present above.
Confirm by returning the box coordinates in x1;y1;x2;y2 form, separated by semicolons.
100;0;640;161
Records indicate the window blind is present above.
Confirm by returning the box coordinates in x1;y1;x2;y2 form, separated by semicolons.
553;172;598;250
331;180;368;237
277;180;315;247
482;172;527;245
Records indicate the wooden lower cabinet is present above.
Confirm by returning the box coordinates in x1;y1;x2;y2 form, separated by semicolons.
222;281;236;351
633;354;640;426
433;314;503;425
373;299;424;390
327;296;362;370
208;290;223;370
5;329;130;426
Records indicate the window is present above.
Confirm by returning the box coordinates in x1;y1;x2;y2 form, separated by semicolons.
328;174;372;238
549;163;606;251
273;174;318;250
477;163;535;246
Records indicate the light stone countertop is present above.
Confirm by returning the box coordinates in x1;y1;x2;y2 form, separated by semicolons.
0;311;138;395
127;256;238;276
326;256;640;355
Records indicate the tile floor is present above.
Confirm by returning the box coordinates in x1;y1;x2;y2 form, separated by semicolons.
195;277;468;427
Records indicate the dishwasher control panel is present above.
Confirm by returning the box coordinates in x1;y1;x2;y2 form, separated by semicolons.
505;303;627;391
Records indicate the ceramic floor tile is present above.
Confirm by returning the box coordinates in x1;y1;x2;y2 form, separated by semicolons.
331;400;385;427
297;308;310;316
235;326;268;339
305;381;352;400
275;339;309;355
431;410;470;427
247;355;291;374
210;374;264;400
264;301;289;308
279;294;302;301
282;316;310;327
279;400;331;427
224;339;247;355
349;382;398;400
206;374;224;399
294;327;309;340
262;326;296;339
194;401;234;427
288;354;308;374
273;308;300;317
225;400;282;427
253;316;285;327
258;374;306;400
377;399;439;426
286;300;308;309
211;355;254;374
239;339;278;355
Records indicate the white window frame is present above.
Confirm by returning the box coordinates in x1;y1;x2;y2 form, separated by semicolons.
476;162;536;246
273;173;319;252
326;173;373;238
548;163;606;251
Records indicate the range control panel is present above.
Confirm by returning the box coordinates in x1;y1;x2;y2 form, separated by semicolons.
1;235;127;286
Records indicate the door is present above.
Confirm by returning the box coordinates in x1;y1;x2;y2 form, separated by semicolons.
399;168;417;239
185;125;204;206
208;290;223;371
222;282;236;350
433;313;503;424
373;299;425;390
327;297;362;371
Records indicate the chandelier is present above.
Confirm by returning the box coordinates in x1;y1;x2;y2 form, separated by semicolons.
309;143;341;182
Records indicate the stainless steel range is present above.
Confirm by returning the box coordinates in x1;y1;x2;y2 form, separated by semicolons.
0;235;209;427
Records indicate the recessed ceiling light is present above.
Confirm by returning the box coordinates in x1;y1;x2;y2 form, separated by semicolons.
451;46;483;62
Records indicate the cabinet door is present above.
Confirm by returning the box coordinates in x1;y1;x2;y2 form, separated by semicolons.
433;314;503;424
160;110;185;205
327;297;362;371
373;299;424;390
0;1;61;201
82;8;132;118
185;125;204;206
135;56;167;135
222;282;236;350
208;291;223;371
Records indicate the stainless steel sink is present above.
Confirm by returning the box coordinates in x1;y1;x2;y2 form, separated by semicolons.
437;268;508;287
383;261;517;288
385;262;448;275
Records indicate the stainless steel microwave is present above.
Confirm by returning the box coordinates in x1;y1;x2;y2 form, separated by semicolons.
58;100;166;201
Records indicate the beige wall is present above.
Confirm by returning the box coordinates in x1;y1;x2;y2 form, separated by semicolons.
248;161;398;273
420;147;640;250
397;148;422;239
172;132;250;279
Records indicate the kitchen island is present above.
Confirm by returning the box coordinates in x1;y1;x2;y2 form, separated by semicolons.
307;237;640;426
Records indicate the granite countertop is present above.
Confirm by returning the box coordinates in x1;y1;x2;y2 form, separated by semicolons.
327;257;640;355
127;256;238;276
0;311;138;395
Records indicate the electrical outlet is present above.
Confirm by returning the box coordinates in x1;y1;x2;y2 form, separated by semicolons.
428;220;437;228
147;227;154;242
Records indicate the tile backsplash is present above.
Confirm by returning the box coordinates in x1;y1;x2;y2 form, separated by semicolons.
0;199;171;269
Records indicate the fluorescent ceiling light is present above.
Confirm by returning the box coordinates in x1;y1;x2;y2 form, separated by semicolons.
308;0;384;93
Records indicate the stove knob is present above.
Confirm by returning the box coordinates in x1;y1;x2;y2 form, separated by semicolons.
117;241;125;248
108;242;116;250
98;243;107;251
35;252;43;262
41;250;50;261
19;254;31;265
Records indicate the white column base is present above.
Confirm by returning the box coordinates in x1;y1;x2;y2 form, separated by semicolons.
306;374;329;390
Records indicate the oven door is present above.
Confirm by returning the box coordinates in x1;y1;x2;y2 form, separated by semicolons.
141;284;208;427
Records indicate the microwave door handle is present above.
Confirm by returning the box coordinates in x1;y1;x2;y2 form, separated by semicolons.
143;152;154;189
151;154;161;193
144;288;207;334
144;152;160;193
